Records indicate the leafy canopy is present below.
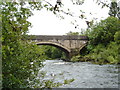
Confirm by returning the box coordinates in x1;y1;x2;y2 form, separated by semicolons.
1;2;46;88
87;16;120;46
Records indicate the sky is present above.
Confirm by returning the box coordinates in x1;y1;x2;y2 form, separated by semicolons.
28;0;110;35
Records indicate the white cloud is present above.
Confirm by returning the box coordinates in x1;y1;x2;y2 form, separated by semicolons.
28;0;109;35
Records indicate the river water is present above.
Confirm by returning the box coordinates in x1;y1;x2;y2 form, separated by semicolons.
38;60;119;88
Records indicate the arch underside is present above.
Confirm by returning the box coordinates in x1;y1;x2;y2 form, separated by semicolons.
36;42;70;54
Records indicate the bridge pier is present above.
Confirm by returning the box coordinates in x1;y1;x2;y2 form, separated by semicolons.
67;49;80;61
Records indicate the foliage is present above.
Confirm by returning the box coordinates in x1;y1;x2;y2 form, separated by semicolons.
88;42;120;64
108;1;120;19
1;1;76;88
39;45;66;60
82;16;120;64
87;16;120;46
66;31;80;35
63;78;75;84
72;43;120;64
71;55;91;62
114;31;120;44
71;55;81;62
1;2;48;88
1;1;68;88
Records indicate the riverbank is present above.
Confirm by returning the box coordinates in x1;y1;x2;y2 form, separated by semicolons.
70;55;119;65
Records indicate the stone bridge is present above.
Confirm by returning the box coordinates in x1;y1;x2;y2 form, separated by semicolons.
30;35;88;60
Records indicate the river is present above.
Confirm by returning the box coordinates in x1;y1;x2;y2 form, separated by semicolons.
38;60;119;88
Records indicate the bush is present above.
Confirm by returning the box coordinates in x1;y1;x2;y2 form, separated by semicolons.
87;42;119;64
84;16;120;64
71;55;81;62
114;31;120;44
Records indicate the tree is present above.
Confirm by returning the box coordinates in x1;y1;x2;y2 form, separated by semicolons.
109;1;120;19
87;16;120;46
1;2;46;88
66;31;80;35
1;1;72;88
84;16;120;64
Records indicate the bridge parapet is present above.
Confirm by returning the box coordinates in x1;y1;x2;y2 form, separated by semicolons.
30;35;88;40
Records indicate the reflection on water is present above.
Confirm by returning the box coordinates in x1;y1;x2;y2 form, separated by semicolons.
39;60;119;88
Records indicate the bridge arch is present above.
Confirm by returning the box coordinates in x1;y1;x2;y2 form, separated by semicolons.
30;35;88;60
36;41;71;55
